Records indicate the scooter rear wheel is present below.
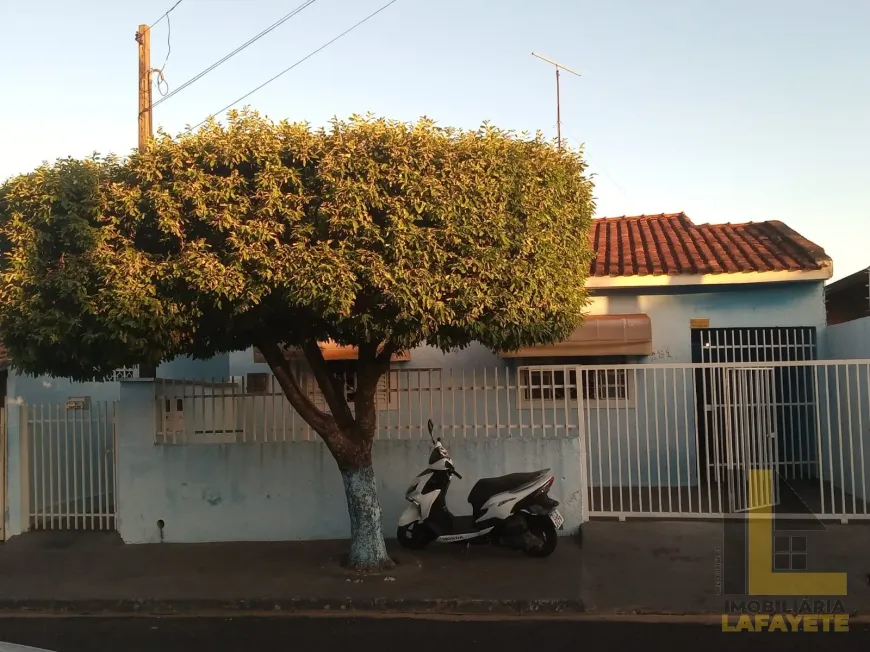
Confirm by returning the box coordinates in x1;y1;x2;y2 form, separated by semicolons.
397;522;436;550
522;516;558;558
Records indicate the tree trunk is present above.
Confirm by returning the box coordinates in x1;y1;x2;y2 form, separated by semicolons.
256;336;395;572
340;464;394;571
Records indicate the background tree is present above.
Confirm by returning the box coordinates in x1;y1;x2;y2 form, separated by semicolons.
0;111;595;570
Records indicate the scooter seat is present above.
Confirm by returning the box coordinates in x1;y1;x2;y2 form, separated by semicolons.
467;469;550;508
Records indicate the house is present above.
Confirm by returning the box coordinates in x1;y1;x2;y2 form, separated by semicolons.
825;266;870;359
826;266;869;326
9;212;870;547
232;213;832;371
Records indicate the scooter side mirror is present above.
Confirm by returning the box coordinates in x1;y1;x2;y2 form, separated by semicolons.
427;418;435;443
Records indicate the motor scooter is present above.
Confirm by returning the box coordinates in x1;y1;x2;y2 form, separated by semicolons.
397;419;563;557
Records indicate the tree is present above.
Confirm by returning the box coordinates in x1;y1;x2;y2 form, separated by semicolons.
0;111;595;570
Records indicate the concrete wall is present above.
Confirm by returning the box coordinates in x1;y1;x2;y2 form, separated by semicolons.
3;355;229;539
584;366;698;488
226;281;826;375
117;381;585;544
816;363;870;507
6;355;230;405
826;317;870;360
820;317;870;505
595;281;827;363
571;282;826;489
3;280;830;541
3;398;25;539
223;281;826;492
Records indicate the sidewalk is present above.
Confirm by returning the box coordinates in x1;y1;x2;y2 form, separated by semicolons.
0;529;585;615
0;521;868;616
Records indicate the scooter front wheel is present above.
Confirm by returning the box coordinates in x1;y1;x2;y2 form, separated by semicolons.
522;516;558;558
397;522;436;550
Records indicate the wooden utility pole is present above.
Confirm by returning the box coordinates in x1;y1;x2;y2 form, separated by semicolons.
531;52;580;151
135;24;157;379
136;24;153;151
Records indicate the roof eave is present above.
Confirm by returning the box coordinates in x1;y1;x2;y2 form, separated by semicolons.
586;263;832;289
825;266;870;295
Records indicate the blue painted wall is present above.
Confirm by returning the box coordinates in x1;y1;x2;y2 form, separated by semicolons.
3;281;824;406
3;279;832;541
117;381;585;544
593;281;827;363
229;281;826;370
4;398;25;538
814;362;870;510
582;282;826;492
6;354;230;405
227;281;826;375
226;280;827;492
819;318;870;508
826;317;870;359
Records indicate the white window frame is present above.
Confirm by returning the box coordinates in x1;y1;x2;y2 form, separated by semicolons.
307;369;400;412
157;391;241;444
110;367;139;381
578;367;636;408
517;365;636;409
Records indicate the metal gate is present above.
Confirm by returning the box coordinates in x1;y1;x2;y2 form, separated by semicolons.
693;327;817;482
22;402;117;531
722;367;779;512
583;360;870;521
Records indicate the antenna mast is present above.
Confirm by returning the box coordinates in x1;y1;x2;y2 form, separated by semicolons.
531;52;580;150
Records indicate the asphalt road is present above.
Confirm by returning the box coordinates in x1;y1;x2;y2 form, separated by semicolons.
2;616;870;652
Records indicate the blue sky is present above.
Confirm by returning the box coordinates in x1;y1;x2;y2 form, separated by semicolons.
1;0;868;279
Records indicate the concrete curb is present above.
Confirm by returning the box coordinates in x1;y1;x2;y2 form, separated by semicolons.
0;597;586;617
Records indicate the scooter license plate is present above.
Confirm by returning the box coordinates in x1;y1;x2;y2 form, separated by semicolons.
549;509;564;529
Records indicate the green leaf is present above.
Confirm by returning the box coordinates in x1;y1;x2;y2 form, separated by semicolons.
0;109;595;379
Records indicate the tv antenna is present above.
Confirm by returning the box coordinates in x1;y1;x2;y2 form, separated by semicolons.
531;52;580;150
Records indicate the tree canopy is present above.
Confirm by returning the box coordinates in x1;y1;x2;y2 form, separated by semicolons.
0;111;595;384
0;110;595;569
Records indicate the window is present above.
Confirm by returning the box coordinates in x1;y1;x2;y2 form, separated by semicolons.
584;369;628;401
158;392;239;444
774;536;807;571
522;369;578;401
246;372;270;394
306;362;398;411
519;364;633;407
333;367;359;403
88;367;139;382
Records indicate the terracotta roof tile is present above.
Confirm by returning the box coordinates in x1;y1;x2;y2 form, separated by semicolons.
589;213;830;277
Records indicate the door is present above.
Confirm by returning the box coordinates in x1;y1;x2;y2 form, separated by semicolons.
723;367;779;512
692;327;817;483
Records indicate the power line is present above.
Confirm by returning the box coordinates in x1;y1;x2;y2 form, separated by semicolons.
577;139;634;206
150;0;184;28
153;0;319;109
561;125;633;205
152;6;176;96
186;0;401;133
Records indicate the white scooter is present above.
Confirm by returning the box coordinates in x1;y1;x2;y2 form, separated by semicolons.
397;419;564;557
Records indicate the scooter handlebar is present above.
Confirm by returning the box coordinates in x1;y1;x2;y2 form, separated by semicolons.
444;460;462;479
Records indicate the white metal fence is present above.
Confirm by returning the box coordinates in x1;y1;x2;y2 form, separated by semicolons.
154;360;870;522
22;402;118;531
155;367;584;443
581;361;870;521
